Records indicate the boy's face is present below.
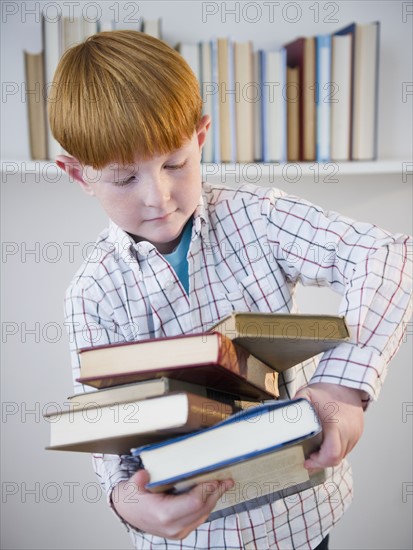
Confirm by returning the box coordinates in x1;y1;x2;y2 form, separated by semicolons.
58;118;209;254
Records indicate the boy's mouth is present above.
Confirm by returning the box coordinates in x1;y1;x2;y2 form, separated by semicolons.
147;210;176;222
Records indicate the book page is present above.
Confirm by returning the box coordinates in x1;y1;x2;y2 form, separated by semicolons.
174;445;309;511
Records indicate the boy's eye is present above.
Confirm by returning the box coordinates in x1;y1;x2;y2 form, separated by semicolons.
164;161;187;170
113;176;135;187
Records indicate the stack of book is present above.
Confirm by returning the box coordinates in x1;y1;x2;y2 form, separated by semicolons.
46;312;349;515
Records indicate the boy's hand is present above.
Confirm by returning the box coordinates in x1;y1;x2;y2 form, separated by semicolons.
294;382;365;469
112;469;234;540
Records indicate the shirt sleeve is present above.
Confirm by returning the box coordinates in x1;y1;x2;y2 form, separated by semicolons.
64;274;143;533
263;190;413;402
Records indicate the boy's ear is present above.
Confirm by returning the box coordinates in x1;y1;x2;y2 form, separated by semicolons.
55;154;95;196
196;115;211;150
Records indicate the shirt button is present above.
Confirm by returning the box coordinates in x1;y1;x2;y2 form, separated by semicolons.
164;280;175;291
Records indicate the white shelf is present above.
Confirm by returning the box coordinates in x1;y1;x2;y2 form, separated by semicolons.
1;160;411;182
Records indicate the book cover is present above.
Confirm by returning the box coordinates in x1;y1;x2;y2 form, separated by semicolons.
133;398;323;514
331;24;354;161
76;332;279;399
316;34;332;162
45;391;234;454
200;40;214;163
67;377;261;410
234;41;254;162
217;38;234;162
284;37;316;161
209;312;349;372
24;50;48;160
262;48;287;163
352;22;380;160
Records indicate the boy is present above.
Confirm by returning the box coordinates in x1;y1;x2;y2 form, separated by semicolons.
51;31;412;549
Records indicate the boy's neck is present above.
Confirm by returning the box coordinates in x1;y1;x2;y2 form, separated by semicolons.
127;217;193;254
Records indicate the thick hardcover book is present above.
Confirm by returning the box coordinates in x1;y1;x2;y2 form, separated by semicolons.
331;25;354;160
67;377;261;411
351;21;380;160
76;332;279;399
45;391;234;454
24;50;48;160
262;48;287;163
284;37;316;161
316;34;332;162
209;312;349;372
133;398;323;515
234;41;254;162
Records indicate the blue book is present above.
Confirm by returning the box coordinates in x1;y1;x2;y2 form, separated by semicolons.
211;39;221;163
132;398;323;518
316;35;332;162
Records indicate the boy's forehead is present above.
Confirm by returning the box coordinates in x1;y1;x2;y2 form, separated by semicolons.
97;136;196;173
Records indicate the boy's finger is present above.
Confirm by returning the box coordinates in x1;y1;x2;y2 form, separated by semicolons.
304;428;343;469
162;479;234;523
128;468;151;493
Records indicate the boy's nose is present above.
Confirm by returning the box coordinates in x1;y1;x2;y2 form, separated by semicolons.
143;178;171;208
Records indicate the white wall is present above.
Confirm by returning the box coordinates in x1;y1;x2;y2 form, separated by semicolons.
1;2;412;549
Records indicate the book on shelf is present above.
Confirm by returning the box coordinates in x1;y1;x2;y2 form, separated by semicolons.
45;391;235;454
284;37;316;161
217;38;236;162
23;18;381;166
23;50;48;160
286;66;300;162
252;50;263;162
330;27;354;161
315;34;332;162
200;41;214;163
141;18;162;39
262;48;287;162
42;14;63;160
132;398;324;518
209;312;350;372
61;16;84;53
76;332;279;400
234;41;254;162
351;21;380;160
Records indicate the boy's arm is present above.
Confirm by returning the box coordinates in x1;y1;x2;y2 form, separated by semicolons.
264;191;412;467
264;191;412;403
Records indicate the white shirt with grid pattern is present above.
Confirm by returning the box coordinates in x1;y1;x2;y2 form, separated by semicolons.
64;182;412;549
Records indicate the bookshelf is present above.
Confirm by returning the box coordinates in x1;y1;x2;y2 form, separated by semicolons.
1;1;412;183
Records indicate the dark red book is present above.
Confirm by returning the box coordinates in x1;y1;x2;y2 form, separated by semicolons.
76;332;279;400
284;36;316;161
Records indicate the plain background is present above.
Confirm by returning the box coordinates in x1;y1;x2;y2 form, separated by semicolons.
1;1;412;549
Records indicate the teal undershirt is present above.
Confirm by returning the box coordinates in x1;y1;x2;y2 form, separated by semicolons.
162;218;192;294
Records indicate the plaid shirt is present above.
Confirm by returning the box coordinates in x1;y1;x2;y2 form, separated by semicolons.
65;182;412;549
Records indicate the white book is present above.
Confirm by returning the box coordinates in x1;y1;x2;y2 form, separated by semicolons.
201;41;214;163
82;18;98;39
330;34;352;160
253;51;263;161
352;22;380;160
263;49;287;162
134;398;323;516
42;14;63;160
316;35;331;162
98;20;115;32
142;18;162;39
62;16;83;52
234;41;254;162
211;39;221;163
